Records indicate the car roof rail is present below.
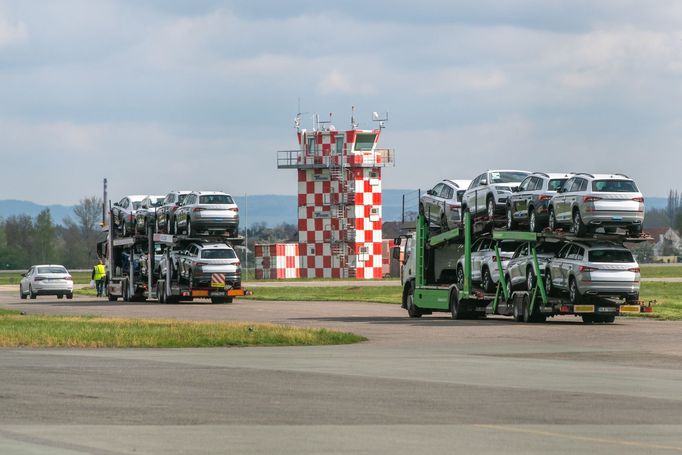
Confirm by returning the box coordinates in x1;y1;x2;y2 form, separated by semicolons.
532;172;549;178
614;173;630;179
575;173;594;178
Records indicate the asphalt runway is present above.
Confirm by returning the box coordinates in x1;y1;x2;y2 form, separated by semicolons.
0;290;680;454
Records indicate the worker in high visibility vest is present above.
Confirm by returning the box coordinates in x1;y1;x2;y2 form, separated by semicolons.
92;259;107;297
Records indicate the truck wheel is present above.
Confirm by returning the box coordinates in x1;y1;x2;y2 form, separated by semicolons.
157;284;166;303
406;285;422;318
581;314;595;324
450;288;463;320
122;282;130;302
572;210;587;236
108;293;117;302
595;315;615;323
513;295;524;322
523;294;546;323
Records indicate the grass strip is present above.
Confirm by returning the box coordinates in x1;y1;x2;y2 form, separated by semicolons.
242;286;403;304
639;265;682;279
0;271;91;285
0;313;365;348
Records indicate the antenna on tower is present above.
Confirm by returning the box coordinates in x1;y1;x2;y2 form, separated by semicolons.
350;106;359;129
372;111;389;129
317;112;332;131
294;97;304;131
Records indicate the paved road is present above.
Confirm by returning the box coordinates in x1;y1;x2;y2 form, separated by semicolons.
0;291;680;454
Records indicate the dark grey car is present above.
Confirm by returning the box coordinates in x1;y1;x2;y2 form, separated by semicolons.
504;241;563;294
506;173;572;232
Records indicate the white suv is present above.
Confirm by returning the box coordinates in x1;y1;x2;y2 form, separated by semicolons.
462;170;531;219
548;173;644;236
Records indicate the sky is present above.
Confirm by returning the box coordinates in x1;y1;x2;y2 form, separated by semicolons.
0;0;681;204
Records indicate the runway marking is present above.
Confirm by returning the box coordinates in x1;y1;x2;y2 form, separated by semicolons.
474;424;682;452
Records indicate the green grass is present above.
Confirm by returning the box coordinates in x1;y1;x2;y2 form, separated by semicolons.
0;271;91;285
0;312;365;348
639;265;682;279
242;285;403;304
635;282;682;320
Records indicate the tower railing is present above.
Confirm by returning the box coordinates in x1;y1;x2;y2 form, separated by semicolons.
277;149;395;169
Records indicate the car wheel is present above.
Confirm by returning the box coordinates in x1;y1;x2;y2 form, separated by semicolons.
440;214;449;231
20;285;26;300
569;277;581;305
482;267;494;293
188;269;194;289
504;275;513;306
174;220;180;235
122;222;128;237
66;293;73;300
456;265;465;289
487;198;495;221
572;210;587;236
507;206;517;230
186;219;192;237
57;294;63;299
405;284;422;318
544;270;554;297
526;268;536;292
548;208;556;231
529;208;540;233
628;224;642;237
29;285;36;299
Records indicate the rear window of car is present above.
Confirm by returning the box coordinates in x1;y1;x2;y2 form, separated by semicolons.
490;172;530;184
499;241;523;252
588;250;635;263
456;190;465;202
37;266;67;274
548;179;567;191
592;180;639;193
152;197;164;207
201;249;237;259
132;202;142;209
537;242;562;254
178;194;188;204
199;195;234;204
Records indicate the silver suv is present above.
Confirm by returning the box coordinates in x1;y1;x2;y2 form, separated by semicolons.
156;191;191;234
462;170;531;219
548;174;644;236
504;241;562;294
544;241;640;304
420;179;471;230
506;173;572;232
174;191;240;237
456;238;523;292
135;195;165;234
160;242;241;290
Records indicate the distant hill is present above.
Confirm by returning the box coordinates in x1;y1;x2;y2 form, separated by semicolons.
0;192;670;227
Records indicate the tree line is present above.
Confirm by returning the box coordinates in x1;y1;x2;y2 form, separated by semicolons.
0;197;103;270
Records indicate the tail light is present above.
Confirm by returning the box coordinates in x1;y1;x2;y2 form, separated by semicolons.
628;267;640;273
233;207;239;212
538;194;552;201
192;207;205;212
34;276;45;281
128;214;134;221
65;275;73;281
172;206;179;212
195;262;208;266
579;265;597;272
491;256;497;262
448;204;461;211
632;197;644;203
235;261;241;266
583;196;601;203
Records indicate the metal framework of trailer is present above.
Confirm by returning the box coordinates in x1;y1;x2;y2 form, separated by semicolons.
405;211;652;323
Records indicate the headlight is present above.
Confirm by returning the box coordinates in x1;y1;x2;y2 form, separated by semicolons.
496;190;510;195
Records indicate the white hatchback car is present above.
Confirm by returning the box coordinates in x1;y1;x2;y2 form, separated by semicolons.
20;265;74;299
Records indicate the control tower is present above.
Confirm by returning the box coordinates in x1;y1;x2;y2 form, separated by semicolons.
275;112;394;278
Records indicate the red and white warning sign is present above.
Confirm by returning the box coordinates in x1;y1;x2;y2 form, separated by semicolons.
211;273;225;288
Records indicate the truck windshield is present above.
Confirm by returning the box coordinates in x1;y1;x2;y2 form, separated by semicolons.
199;195;234;204
201;249;237;259
588;250;635;263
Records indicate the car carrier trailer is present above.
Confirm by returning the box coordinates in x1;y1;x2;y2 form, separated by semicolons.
398;211;652;323
100;210;249;303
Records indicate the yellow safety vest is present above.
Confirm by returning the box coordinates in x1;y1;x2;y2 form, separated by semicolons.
94;264;106;280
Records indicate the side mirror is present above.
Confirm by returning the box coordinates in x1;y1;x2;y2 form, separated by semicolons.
20;273;26;277
393;237;401;246
557;188;565;194
113;202;120;207
426;189;435;196
480;180;488;186
391;247;401;261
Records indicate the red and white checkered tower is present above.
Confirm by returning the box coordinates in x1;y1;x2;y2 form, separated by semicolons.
277;110;394;279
